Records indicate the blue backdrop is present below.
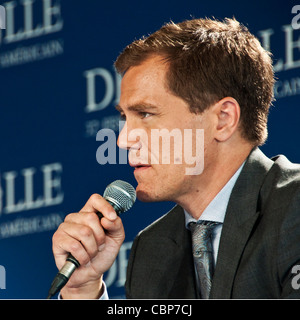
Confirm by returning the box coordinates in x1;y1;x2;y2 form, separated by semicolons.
0;0;299;298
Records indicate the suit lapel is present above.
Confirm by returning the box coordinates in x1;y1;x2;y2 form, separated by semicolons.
153;205;199;298
210;148;274;299
129;205;198;298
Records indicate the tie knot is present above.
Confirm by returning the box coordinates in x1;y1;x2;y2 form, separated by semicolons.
189;220;219;234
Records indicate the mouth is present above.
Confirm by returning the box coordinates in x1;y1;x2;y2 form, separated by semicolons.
129;162;152;171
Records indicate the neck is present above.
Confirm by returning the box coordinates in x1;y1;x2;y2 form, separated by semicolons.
176;143;253;219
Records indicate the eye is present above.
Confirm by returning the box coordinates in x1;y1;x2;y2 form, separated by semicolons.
140;112;152;119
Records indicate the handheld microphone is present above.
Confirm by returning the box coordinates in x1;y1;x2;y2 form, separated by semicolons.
47;180;136;299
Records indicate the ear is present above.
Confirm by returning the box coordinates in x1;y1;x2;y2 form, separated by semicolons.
213;97;241;142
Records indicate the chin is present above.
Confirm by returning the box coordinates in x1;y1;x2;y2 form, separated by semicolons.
136;189;158;202
135;183;165;202
136;185;174;203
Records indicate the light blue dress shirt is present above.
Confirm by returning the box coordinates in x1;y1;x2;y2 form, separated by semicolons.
184;163;245;267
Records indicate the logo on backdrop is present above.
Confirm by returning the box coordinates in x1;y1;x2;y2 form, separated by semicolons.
0;0;64;68
0;162;64;239
84;67;122;138
257;8;300;99
0;5;5;29
104;241;132;292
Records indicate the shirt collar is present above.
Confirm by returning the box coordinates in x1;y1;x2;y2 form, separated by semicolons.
184;162;245;228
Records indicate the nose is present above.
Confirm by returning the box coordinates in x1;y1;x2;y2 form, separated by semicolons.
117;121;141;151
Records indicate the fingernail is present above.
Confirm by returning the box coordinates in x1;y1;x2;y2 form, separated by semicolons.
108;211;117;220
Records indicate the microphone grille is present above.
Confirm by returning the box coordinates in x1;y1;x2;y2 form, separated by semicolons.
103;180;136;214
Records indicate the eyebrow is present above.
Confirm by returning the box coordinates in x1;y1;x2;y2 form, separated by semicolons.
115;103;159;113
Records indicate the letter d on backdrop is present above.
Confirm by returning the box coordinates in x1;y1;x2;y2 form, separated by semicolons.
0;5;5;29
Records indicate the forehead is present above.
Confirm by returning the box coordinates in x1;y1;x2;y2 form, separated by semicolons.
119;56;174;106
118;55;193;118
121;56;168;93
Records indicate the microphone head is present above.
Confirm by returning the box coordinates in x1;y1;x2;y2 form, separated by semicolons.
103;180;136;214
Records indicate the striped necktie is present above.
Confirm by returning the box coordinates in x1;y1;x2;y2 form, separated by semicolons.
189;221;220;299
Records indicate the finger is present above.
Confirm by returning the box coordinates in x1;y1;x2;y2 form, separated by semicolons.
62;222;99;259
52;227;90;268
64;212;106;247
79;194;118;221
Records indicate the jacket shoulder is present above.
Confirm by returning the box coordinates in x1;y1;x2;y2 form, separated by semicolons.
263;154;300;193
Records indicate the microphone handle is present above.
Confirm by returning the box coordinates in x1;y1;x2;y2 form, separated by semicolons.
47;207;118;299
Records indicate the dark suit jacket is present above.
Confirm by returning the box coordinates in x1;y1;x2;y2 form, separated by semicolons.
125;148;300;298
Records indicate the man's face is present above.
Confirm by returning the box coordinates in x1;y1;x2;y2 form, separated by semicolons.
117;55;215;203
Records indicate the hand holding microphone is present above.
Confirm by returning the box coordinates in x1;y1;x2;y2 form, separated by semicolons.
49;180;136;299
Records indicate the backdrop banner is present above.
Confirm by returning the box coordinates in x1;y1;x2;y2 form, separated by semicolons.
0;0;298;298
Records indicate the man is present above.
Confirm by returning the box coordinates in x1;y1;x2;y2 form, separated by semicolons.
52;18;300;299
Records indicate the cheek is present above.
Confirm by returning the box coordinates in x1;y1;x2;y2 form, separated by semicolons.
147;131;184;165
156;164;187;187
